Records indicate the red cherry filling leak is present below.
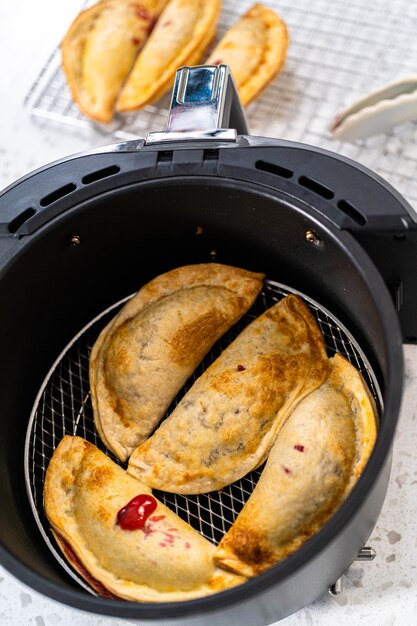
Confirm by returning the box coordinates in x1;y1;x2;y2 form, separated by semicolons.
116;494;158;530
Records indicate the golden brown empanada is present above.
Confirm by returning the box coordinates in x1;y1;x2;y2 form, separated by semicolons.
44;436;245;601
117;0;221;111
90;264;264;462
205;4;289;106
214;354;378;577
61;0;169;123
127;294;330;493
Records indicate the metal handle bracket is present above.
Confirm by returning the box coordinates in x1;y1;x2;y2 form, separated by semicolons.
145;65;248;145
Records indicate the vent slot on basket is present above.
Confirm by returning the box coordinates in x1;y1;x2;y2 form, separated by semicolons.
337;199;367;226
203;149;220;162
82;165;120;185
157;150;174;164
40;183;77;207
298;175;335;200
255;160;294;179
8;207;36;234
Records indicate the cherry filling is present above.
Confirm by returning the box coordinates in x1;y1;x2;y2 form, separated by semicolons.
116;494;158;530
130;3;152;21
57;534;120;600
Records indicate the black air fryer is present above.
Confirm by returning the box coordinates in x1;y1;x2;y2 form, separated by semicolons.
0;65;416;626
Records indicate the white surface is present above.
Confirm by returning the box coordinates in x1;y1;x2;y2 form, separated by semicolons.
1;1;417;625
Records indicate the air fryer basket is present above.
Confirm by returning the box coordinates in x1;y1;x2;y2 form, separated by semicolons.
0;66;411;624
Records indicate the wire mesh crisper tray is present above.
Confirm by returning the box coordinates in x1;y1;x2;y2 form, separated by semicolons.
24;279;382;596
24;0;417;210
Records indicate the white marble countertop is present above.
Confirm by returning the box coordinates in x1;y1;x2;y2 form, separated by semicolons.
1;1;417;625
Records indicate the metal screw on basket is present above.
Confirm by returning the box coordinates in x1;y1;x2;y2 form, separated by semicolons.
305;229;321;245
69;234;81;247
328;546;376;596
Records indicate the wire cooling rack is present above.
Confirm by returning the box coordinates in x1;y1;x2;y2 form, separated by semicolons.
25;279;382;595
24;0;417;208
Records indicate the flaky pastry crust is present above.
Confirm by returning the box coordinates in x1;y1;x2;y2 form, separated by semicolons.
61;0;169;122
206;3;289;105
214;353;378;577
128;295;330;493
44;436;244;601
117;0;221;111
90;263;264;461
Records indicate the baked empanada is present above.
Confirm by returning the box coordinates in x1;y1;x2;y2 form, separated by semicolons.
44;436;245;601
117;0;221;111
205;4;289;105
90;264;264;462
214;354;378;577
61;0;168;122
127;294;330;493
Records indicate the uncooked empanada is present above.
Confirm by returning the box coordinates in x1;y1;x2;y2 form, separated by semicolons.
206;4;289;105
117;0;221;111
44;436;244;601
61;0;168;122
90;264;264;462
128;294;330;493
214;354;378;577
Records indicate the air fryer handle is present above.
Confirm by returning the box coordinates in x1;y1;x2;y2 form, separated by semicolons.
145;65;249;145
